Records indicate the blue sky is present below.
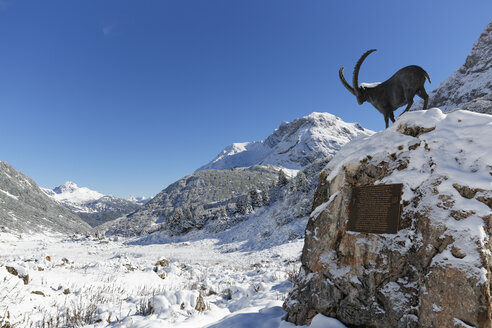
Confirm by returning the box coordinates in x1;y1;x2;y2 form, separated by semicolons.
0;1;491;198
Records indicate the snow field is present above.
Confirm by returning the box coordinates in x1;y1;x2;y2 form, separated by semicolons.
0;233;345;327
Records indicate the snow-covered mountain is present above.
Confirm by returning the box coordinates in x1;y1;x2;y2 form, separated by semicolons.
43;181;104;209
198;112;373;171
105;112;373;238
0;162;91;234
43;182;147;227
105;165;282;236
411;21;492;114
125;195;150;205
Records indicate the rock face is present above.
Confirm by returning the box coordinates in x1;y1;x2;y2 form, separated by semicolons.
0;162;91;234
284;109;492;327
411;21;492;114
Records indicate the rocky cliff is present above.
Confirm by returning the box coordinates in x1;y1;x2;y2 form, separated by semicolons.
0;162;91;234
284;109;492;327
411;21;492;114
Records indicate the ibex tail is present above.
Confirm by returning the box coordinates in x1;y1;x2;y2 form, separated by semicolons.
424;70;431;84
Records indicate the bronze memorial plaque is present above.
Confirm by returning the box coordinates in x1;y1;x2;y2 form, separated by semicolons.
347;183;403;234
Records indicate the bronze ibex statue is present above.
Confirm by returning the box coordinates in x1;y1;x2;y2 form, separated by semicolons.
339;49;431;128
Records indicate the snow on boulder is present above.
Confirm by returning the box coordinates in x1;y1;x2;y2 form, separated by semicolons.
284;108;492;327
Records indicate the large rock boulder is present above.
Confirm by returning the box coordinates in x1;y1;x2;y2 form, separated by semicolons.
284;109;492;327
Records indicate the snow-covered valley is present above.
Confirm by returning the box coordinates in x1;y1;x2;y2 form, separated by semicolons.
3;105;491;327
0;232;344;327
1;20;491;327
0;111;365;327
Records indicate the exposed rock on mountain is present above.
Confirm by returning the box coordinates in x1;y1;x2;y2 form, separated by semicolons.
105;165;281;236
283;109;492;327
0;162;91;234
43;182;144;227
198;112;372;171
105;112;373;238
411;21;492;113
119;157;333;249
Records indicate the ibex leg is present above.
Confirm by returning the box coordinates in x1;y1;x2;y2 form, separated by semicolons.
418;88;429;110
389;111;395;123
400;98;414;116
384;115;390;129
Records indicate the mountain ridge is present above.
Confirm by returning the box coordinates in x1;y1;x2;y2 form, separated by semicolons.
105;112;374;238
0;161;91;234
198;112;373;171
43;182;148;227
410;21;492;114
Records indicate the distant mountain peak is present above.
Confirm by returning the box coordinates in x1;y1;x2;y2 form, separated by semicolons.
50;181;104;204
198;112;373;171
294;111;344;122
43;182;147;227
104;112;372;238
53;181;79;194
126;195;150;205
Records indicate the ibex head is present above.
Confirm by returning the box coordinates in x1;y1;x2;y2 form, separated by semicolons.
339;49;377;105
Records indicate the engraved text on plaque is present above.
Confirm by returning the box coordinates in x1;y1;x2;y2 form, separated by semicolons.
347;183;403;234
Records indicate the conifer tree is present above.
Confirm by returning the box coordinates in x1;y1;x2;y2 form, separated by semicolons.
277;170;289;187
250;189;262;208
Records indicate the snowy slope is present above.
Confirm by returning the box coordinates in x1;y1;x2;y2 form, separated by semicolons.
0;162;91;234
105;165;281;236
411;21;492;113
43;182;146;227
198;112;373;171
